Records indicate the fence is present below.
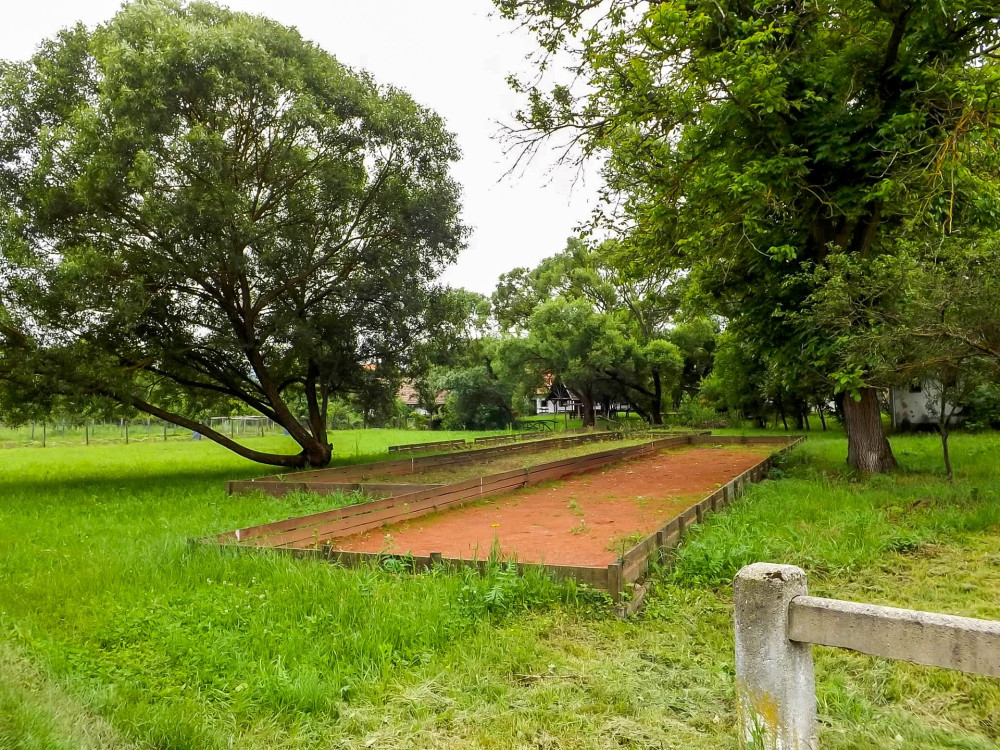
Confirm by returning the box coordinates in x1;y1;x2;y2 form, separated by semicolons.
0;417;282;448
733;563;1000;749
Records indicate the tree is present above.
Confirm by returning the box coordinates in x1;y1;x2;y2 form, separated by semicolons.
493;238;685;423
668;318;717;407
501;298;612;427
409;287;495;417
497;0;1000;472
810;237;1000;476
701;333;772;428
437;364;516;430
0;1;465;467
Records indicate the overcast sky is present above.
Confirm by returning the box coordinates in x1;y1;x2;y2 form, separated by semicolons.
0;0;600;294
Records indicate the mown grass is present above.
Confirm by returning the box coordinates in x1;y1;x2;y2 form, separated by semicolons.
1;428;998;748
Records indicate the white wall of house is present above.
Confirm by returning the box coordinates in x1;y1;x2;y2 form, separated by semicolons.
890;381;960;429
535;398;578;415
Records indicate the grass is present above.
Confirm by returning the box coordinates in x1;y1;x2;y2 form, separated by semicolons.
0;427;999;748
0;425;523;451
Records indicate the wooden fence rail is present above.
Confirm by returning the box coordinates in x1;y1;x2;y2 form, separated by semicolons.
734;562;1000;750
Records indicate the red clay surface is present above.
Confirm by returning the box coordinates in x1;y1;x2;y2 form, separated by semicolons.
333;446;771;567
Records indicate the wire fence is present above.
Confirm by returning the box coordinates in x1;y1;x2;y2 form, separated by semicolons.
0;417;285;449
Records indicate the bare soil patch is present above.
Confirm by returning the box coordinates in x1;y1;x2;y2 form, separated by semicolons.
333;446;771;567
363;439;649;486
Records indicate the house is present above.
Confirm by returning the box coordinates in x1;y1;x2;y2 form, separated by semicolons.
889;380;961;430
397;379;446;415
535;383;628;417
535;382;585;416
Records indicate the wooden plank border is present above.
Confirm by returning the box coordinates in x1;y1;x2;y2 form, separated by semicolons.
226;431;630;495
324;548;611;591
206;434;804;607
608;436;805;603
388;439;467;454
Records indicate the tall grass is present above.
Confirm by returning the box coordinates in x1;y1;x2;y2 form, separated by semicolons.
0;434;592;748
673;433;1000;585
1;428;998;748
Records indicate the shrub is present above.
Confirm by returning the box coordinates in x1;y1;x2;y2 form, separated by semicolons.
675;394;727;429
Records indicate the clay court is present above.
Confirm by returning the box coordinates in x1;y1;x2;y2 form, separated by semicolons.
332;445;771;567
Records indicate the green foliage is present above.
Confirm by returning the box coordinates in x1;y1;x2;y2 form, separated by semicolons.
498;0;1000;470
0;0;465;468
668;318;718;404
701;332;833;429
437;365;515;430
674;393;725;429
963;385;1000;431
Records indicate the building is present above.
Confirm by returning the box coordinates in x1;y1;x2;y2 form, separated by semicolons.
534;383;628;417
397;379;446;416
889;380;961;430
535;382;585;416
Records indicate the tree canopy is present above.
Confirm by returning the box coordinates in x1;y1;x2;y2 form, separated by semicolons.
0;0;465;467
494;238;687;425
497;0;1000;471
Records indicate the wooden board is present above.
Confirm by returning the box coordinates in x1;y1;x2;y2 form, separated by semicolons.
228;431;626;494
206;434;807;605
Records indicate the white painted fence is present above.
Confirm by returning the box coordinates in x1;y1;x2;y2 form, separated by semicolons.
733;562;1000;750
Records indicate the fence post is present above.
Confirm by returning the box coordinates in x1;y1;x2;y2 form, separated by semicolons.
734;563;817;750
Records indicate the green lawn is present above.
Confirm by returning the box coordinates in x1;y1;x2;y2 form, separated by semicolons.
1;428;998;749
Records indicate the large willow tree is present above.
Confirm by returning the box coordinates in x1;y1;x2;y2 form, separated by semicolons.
0;1;465;467
498;0;1000;472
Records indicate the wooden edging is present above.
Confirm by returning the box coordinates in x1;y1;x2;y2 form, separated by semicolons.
323;549;612;590
225;431;629;495
609;436;806;604
388;439;467;454
211;435;695;549
205;433;804;614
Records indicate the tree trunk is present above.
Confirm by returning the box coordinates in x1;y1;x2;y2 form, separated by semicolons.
581;393;596;427
628;400;652;424
843;388;897;473
651;371;663;425
119;393;330;468
937;384;953;480
816;402;827;431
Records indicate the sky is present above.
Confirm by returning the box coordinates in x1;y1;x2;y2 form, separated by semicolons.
0;0;601;295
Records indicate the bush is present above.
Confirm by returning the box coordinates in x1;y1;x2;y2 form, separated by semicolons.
962;384;1000;430
674;394;727;429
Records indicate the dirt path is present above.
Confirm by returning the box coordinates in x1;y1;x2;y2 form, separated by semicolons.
333;446;771;567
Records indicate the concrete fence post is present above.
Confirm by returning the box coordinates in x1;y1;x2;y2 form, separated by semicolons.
734;563;817;750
